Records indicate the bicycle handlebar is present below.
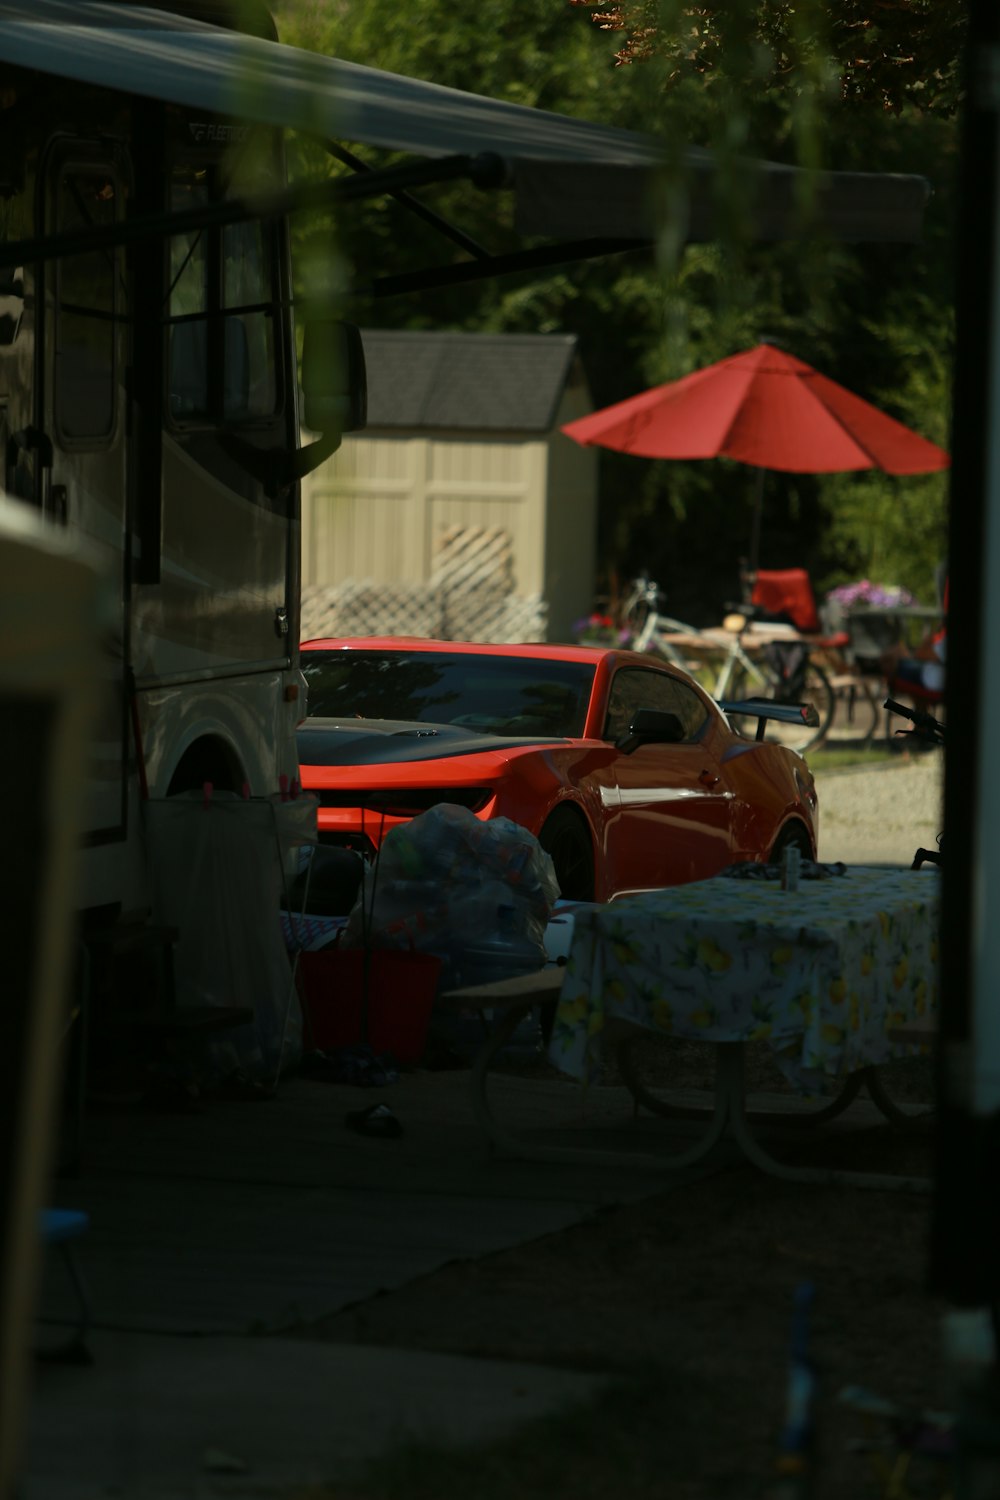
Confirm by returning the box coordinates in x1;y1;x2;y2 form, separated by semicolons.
621;575;665;622
884;698;945;745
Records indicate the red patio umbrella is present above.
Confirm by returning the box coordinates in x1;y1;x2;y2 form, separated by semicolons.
561;342;950;572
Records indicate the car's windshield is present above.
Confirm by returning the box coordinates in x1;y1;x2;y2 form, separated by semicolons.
301;651;595;738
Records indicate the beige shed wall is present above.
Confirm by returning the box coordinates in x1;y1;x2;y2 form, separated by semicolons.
300;393;598;642
424;436;547;595
300;436;420;586
544;387;599;642
301;432;547;594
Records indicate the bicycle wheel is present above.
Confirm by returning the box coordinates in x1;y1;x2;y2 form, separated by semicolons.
727;656;835;754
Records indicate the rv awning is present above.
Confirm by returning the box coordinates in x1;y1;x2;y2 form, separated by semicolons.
0;0;931;248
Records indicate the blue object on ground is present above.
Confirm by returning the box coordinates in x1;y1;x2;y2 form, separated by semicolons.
40;1208;90;1244
38;1208;93;1364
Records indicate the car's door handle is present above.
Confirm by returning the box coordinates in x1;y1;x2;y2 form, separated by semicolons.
699;769;720;788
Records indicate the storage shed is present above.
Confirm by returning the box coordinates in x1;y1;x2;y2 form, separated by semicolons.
300;330;598;643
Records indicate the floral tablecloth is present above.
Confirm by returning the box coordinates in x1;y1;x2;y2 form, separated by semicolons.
549;866;939;1093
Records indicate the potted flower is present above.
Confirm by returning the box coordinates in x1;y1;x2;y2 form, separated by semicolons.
823;579;915;632
823;580;917;669
573;610;628;646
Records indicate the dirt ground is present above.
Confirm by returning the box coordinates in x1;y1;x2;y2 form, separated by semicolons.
303;1057;945;1498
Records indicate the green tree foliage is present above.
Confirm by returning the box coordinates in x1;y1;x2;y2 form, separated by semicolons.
273;0;646;329
570;1;966;117
273;0;958;623
560;0;961;613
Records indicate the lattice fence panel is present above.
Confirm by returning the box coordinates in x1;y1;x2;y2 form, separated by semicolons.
431;525;514;595
301;580;439;640
430;525;509;638
301;524;546;642
300;581;546;643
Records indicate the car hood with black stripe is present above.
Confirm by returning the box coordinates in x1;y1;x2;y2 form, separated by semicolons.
296;718;570;767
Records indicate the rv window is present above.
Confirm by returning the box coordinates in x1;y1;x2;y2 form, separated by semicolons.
223;219;277;419
167;160;279;425
55;169;117;443
167;172;210;420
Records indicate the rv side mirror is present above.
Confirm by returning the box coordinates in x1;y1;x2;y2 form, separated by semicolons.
302;319;367;437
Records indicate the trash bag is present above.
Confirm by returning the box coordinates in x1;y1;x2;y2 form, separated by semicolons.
340;803;559;989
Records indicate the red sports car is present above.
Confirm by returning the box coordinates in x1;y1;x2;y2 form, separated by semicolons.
296;637;819;902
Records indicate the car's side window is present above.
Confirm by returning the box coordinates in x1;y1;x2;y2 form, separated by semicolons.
604;667;709;743
655;675;710;740
604;670;644;743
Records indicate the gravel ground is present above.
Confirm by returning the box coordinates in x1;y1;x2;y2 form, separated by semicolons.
813;753;944;866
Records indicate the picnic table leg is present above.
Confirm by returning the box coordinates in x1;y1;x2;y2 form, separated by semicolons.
717;1045;932;1191
467;1009;733;1171
616;1035;720;1121
616;1036;865;1126
861;1066;936;1131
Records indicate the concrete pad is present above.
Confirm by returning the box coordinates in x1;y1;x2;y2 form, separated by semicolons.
37;1074;697;1336
36;1071;902;1338
26;1070;722;1500
24;1332;607;1499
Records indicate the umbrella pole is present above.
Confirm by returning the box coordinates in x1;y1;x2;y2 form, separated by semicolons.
748;467;767;580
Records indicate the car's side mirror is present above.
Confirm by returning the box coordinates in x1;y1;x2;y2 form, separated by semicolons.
302;319;367;439
617;708;685;755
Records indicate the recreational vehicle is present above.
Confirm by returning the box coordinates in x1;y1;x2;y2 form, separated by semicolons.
0;1;363;912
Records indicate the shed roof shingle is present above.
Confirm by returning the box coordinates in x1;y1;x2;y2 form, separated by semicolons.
360;330;580;433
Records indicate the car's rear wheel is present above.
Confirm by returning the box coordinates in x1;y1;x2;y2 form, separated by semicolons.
769;820;814;863
539;806;595;902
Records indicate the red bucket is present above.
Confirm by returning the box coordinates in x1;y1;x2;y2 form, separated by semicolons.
295;946;441;1064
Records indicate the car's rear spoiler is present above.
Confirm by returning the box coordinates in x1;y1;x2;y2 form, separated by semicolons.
718;698;820;743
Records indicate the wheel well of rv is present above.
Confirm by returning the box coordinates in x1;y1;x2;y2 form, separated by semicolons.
166;736;245;795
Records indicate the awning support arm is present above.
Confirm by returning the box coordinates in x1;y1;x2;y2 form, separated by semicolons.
0;152;508;271
360;237;650;299
322;139;492;261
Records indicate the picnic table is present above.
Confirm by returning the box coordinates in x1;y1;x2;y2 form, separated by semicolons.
442;865;939;1187
844;604;944;671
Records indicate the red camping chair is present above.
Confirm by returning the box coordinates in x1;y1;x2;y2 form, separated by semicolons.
748;569;824;637
749;569;883;739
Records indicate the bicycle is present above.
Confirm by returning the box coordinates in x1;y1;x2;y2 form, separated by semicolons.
619;575;836;754
618;575;723;684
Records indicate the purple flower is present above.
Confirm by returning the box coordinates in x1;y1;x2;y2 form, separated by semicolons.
826;579;915;611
